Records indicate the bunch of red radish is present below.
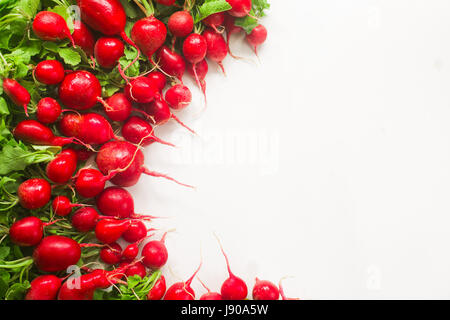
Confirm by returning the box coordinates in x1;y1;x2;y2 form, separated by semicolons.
1;0;282;301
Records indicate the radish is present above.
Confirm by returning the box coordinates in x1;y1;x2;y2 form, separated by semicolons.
218;242;248;300
187;59;208;96
46;148;77;184
121;242;139;261
224;14;242;58
71;207;100;232
9;216;56;246
199;279;223;300
58;70;102;110
72;21;95;56
96;140;193;188
131;16;167;63
122;116;176;147
52;196;84;216
32;11;75;47
74;168;109;198
168;11;194;38
18;178;51;210
119;261;147;278
246;24;267;55
155;0;176;5
226;0;252;17
34;60;65;85
183;33;207;98
143;98;196;134
156;46;186;81
203;28;228;74
203;12;225;33
13;120;84;147
2;78;30;116
25;275;62;300
252;278;280;300
74;148;94;161
36;98;62;124
147;71;167;92
165;84;192;110
96;186;139;219
164;262;202;300
94;37;124;68
33;235;81;272
95;218;131;244
76;113;118;145
102;93;132;122
122;220;148;243
124;77;159;104
147;275;166;300
77;0;138;51
59;112;82;137
141;233;168;269
100;242;122;264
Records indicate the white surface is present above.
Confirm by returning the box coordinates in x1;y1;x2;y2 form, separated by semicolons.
129;0;450;299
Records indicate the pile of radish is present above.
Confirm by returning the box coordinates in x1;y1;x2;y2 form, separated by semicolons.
0;0;291;301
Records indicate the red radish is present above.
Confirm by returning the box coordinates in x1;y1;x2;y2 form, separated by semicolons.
46;149;77;184
131;16;167;63
203;12;225;33
155;0;175;5
32;11;75;46
168;11;194;38
58;70;102;110
59;113;82;137
246;24;267;55
199;279;223;300
164;262;202;300
33;235;81;272
203;28;228;74
9;216;56;247
183;33;207;97
96;186;136;219
52;196;84;216
226;0;252;17
224;14;242;58
187;59;208;96
2;78;30;116
100;242;122;264
74;148;93;161
71;207;100;232
143;98;196;134
76;113;118;145
34;60;65;85
25;275;62;300
122;116;175;147
147;275;166;300
36;98;62;124
18;178;51;210
72;21;95;56
141;233;168;269
96;140;193;188
94;37;124;68
58;265;131;300
124;77;159;104
219;243;248;300
74;168;109;198
95;218;131;244
77;0;138;51
156;46;186;81
147;71;167;92
252;278;280;300
120;261;147;278
102;93;132;122
121;242;139;261
122;220;148;243
13;120;84;147
165;84;192;110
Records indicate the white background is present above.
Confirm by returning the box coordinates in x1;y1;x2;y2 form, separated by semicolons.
128;0;450;299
